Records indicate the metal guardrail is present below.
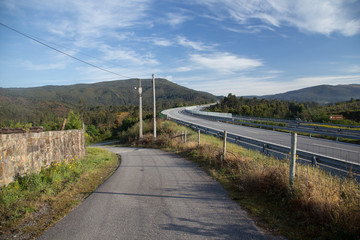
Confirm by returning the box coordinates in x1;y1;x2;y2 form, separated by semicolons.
185;110;360;141
231;113;360;129
164;112;360;180
185;108;233;118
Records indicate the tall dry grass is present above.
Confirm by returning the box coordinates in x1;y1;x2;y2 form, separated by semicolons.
146;120;360;239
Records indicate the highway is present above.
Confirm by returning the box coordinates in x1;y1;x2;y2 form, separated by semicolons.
39;147;281;240
164;107;360;166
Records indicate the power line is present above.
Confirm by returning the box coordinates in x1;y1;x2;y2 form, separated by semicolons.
0;22;135;79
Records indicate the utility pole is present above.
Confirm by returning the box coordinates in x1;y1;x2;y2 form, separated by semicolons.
152;74;156;141
138;78;143;139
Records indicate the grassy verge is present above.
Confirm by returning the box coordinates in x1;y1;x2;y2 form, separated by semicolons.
128;119;360;240
0;147;119;239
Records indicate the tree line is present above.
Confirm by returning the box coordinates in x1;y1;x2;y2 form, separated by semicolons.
0;102;163;144
209;94;360;124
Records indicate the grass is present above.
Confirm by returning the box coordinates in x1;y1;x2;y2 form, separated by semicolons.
130;119;360;240
0;147;120;239
304;123;360;131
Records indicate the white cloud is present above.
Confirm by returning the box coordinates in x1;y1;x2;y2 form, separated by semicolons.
173;74;360;96
244;75;360;96
345;65;360;73
22;60;66;71
176;36;213;51
11;0;151;41
197;0;360;36
189;52;263;73
173;66;194;72
100;46;159;66
71;0;150;36
152;38;173;47
292;75;360;88
166;12;192;27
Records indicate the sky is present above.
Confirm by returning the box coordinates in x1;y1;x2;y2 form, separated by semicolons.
0;0;359;96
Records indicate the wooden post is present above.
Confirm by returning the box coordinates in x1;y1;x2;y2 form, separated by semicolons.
289;132;297;190
223;130;227;163
198;129;201;147
61;118;67;131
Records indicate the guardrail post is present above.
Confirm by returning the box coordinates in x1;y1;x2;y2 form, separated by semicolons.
198;129;201;147
312;156;317;167
289;132;297;190
184;130;187;143
222;130;227;163
263;144;267;155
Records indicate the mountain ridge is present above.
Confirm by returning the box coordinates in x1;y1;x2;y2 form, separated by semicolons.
0;78;217;124
0;78;216;107
254;84;360;104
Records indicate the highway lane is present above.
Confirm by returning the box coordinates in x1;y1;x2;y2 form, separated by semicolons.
164;108;360;165
39;147;281;240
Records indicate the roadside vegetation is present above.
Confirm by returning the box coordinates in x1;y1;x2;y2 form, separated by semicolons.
0;148;119;239
123;119;360;240
209;94;360;125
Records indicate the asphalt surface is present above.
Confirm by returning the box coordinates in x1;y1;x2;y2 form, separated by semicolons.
39;147;281;240
164;108;360;165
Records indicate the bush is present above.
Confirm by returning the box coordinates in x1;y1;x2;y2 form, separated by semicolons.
65;110;82;130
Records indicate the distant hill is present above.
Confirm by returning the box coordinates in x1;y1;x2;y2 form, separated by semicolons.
0;78;216;106
0;78;216;122
259;84;360;104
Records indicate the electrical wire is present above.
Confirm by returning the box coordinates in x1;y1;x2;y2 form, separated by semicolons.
0;22;136;79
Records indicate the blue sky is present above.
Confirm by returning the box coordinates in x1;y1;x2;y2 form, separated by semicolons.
0;0;359;96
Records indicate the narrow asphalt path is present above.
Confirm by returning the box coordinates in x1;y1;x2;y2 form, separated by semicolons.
39;147;282;240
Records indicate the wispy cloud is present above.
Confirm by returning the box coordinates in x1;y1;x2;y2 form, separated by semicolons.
293;75;360;87
152;38;173;47
175;74;360;96
100;46;159;66
176;36;214;51
173;66;194;72
345;65;360;73
197;0;360;36
22;60;66;71
189;52;263;73
11;0;151;44
166;12;192;27
65;0;150;36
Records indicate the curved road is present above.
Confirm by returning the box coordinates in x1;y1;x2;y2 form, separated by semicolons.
39;147;281;240
164;107;360;165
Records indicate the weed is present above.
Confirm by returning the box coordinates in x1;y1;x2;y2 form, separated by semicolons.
0;147;119;239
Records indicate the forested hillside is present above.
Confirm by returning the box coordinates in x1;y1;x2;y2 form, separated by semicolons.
0;78;216;126
0;78;216;142
209;93;360;124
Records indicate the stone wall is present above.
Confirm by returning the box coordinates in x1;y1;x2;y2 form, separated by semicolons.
0;129;86;187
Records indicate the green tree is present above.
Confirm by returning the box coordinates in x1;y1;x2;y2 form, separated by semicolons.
65;110;82;130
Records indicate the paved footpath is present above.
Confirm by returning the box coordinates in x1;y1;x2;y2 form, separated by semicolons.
39;147;284;240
